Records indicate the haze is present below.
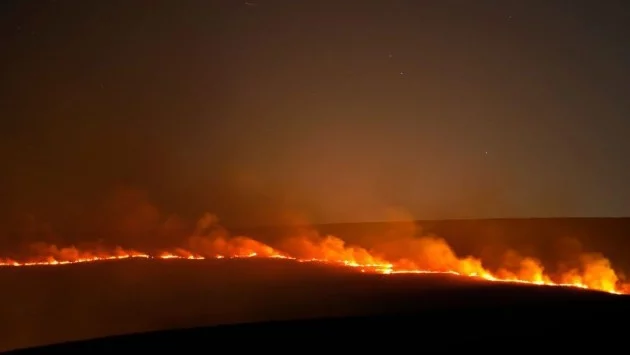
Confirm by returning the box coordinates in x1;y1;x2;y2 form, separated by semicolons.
2;0;629;235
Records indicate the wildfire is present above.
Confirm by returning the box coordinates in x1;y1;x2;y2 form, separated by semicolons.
1;231;628;295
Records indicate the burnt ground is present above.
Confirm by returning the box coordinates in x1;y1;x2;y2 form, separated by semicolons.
2;257;629;353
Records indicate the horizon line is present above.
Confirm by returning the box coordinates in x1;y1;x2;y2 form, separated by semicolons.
232;216;630;230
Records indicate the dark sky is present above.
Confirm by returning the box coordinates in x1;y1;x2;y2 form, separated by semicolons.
2;0;630;229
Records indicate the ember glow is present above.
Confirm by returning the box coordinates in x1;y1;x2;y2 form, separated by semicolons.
1;214;628;295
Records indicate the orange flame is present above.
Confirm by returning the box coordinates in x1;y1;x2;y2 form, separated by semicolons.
0;224;627;295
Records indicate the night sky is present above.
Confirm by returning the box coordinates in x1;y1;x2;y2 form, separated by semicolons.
2;0;630;231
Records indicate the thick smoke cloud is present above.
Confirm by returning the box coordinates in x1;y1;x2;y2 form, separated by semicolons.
0;187;628;295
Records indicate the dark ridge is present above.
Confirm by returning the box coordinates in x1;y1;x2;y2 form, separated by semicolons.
1;257;628;353
8;288;629;353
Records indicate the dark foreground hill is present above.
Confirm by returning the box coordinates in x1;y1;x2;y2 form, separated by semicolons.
2;257;629;353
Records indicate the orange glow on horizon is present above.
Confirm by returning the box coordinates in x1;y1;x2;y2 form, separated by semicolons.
1;234;627;295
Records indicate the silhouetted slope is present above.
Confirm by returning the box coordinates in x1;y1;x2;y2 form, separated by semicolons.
2;258;628;352
9;286;628;353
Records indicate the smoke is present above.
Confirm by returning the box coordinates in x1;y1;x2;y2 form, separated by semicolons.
98;187;161;242
280;232;387;266
494;250;549;284
185;213;280;258
173;211;629;293
552;237;622;291
1;189;628;294
24;242;144;263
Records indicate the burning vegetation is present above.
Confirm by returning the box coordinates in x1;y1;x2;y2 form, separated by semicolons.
1;213;628;295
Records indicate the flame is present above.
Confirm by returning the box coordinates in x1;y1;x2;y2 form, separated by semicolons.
0;227;627;295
